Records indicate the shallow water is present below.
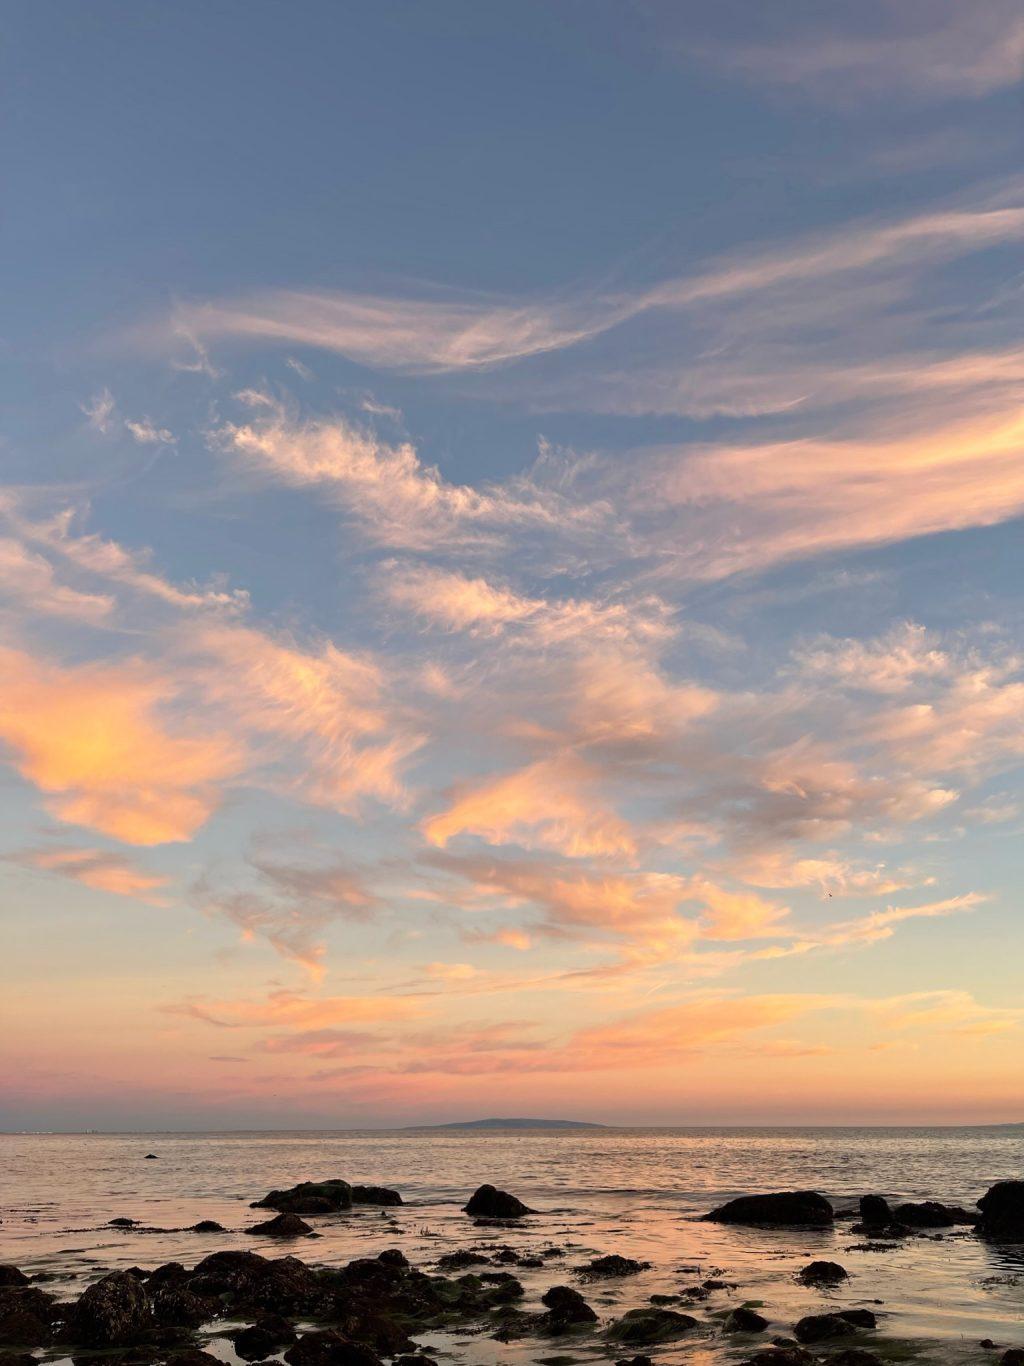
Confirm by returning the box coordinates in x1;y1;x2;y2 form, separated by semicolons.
2;1127;1022;1365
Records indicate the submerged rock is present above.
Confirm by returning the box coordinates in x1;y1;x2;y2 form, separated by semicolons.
978;1181;1024;1240
109;1217;139;1228
463;1185;534;1218
65;1271;152;1347
704;1192;833;1226
253;1180;353;1214
892;1201;955;1227
839;1310;876;1329
350;1186;403;1207
725;1307;769;1333
579;1254;650;1278
246;1214;315;1238
191;1221;225;1233
606;1309;698;1345
437;1251;490;1271
797;1260;848;1285
793;1313;857;1343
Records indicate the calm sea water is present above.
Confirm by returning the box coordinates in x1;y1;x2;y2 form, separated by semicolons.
2;1127;1022;1365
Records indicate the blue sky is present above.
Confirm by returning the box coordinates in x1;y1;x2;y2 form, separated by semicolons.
2;1;1024;1129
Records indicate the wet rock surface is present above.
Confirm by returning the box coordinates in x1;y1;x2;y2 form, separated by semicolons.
350;1186;403;1207
978;1180;1024;1239
64;1270;152;1347
725;1307;769;1332
704;1191;834;1226
606;1307;698;1344
797;1260;848;1285
253;1181;354;1215
247;1214;316;1239
463;1185;534;1218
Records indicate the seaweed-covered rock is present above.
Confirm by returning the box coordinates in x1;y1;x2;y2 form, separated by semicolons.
742;1352;812;1366
437;1251;490;1271
376;1249;409;1269
704;1192;833;1227
725;1307;769;1332
247;1214;314;1238
793;1313;857;1343
831;1352;884;1366
191;1221;225;1233
463;1185;534;1218
606;1309;698;1345
858;1196;892;1226
797;1260;847;1285
978;1182;1024;1240
109;1217;138;1228
1000;1351;1024;1366
253;1180;353;1215
284;1330;383;1366
0;1276;27;1292
151;1284;214;1328
233;1318;298;1362
541;1285;597;1327
66;1271;152;1347
0;1284;58;1349
350;1186;403;1207
580;1254;650;1278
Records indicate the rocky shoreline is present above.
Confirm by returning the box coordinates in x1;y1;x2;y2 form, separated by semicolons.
1;1179;1021;1366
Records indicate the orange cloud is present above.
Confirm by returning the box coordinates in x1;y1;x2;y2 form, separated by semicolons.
8;845;169;903
167;988;420;1030
0;647;240;845
422;755;636;859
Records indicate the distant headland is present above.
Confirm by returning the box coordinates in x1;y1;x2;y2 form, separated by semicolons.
405;1117;608;1130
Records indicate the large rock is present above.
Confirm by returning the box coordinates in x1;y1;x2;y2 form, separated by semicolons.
463;1184;534;1218
541;1285;597;1327
793;1313;857;1344
253;1180;353;1214
725;1307;769;1333
704;1191;833;1227
606;1308;698;1345
893;1201;955;1228
0;1285;58;1349
284;1330;382;1366
978;1181;1024;1240
350;1185;403;1207
65;1271;152;1347
247;1214;315;1238
0;1275;27;1291
858;1196;892;1226
797;1260;847;1285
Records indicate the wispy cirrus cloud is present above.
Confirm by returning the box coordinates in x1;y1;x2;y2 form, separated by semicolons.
6;844;170;903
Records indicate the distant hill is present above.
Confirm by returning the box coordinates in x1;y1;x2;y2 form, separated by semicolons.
408;1117;608;1130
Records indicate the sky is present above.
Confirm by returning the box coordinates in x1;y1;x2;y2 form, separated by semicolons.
2;0;1024;1130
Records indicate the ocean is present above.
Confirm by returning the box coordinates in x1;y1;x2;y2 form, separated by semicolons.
2;1126;1022;1364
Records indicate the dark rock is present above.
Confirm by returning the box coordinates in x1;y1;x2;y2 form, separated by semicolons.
0;1276;27;1292
614;1357;654;1366
797;1260;848;1285
0;1354;37;1366
893;1201;955;1228
144;1154;158;1160
541;1285;597;1326
246;1214;314;1238
978;1182;1024;1240
606;1309;697;1345
253;1180;353;1215
0;1285;57;1349
476;1272;524;1304
580;1254;650;1278
793;1314;857;1343
376;1249;408;1269
437;1251;490;1271
704;1192;833;1227
839;1310;876;1329
66;1272;152;1347
392;1358;435;1366
463;1185;534;1218
147;1263;188;1287
191;1221;224;1233
831;1353;884;1366
151;1285;213;1329
858;1196;892;1226
234;1327;277;1360
1000;1352;1024;1366
350;1186;403;1207
284;1330;382;1366
167;1354;221;1366
726;1307;769;1332
741;1352;813;1366
109;1218;139;1228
